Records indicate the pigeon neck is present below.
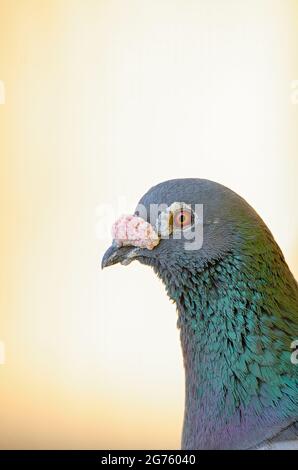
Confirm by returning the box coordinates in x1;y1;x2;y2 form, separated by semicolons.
169;251;297;449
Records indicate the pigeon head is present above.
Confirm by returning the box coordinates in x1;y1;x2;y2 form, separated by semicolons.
102;178;257;269
102;178;263;278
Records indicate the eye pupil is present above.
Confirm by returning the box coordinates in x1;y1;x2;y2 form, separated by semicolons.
179;213;185;224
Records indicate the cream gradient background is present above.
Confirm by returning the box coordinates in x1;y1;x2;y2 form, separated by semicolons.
0;0;298;449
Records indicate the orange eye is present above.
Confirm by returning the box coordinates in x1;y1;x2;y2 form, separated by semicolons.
173;209;192;229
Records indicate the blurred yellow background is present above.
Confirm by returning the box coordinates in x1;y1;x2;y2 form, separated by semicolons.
0;0;297;449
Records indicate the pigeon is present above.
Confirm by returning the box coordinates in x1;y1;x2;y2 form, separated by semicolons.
102;178;298;450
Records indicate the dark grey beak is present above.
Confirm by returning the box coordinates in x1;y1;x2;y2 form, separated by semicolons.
101;243;141;269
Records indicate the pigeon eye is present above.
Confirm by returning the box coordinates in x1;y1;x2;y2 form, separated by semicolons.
173;209;192;230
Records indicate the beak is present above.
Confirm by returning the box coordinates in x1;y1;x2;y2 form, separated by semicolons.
101;242;141;269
